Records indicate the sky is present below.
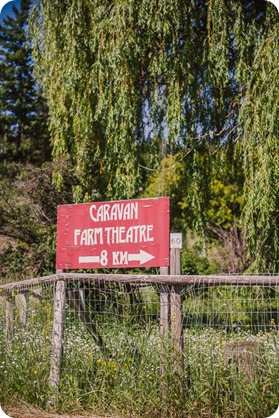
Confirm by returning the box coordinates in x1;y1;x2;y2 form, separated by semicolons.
0;0;20;23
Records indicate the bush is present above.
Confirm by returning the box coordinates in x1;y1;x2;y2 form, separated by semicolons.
0;163;73;282
181;248;220;275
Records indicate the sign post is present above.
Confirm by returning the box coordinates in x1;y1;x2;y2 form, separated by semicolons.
170;232;184;395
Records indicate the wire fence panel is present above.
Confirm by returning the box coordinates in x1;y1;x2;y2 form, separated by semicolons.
0;282;55;405
0;274;278;418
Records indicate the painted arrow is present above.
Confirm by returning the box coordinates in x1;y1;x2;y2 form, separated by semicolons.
79;255;100;263
128;250;155;265
78;250;155;265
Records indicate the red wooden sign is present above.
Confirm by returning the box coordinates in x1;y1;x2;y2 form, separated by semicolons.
56;197;170;269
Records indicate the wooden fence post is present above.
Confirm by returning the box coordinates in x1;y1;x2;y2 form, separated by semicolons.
170;241;184;387
159;266;170;404
6;295;14;350
49;279;66;400
160;267;169;339
15;293;28;325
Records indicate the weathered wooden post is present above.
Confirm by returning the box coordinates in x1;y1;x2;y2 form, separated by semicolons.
49;279;66;401
224;341;262;380
170;234;184;386
159;266;170;403
160;267;170;339
15;293;28;325
5;293;14;350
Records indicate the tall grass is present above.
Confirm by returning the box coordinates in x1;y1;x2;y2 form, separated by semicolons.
0;286;278;417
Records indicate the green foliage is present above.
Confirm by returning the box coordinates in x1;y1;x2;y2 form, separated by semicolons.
0;0;50;167
29;0;239;202
28;0;279;270
240;22;279;271
208;180;241;229
142;141;244;235
0;163;73;282
181;247;220;275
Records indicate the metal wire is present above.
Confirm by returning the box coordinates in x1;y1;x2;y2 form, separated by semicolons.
0;275;278;414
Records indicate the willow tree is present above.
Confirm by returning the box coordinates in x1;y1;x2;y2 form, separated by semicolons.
30;0;278;270
240;22;279;271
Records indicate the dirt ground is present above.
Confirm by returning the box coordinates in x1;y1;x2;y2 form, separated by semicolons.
3;404;121;418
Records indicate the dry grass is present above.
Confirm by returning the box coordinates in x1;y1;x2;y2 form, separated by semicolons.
3;403;122;418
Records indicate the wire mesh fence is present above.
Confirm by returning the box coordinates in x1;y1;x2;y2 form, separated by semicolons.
0;273;278;417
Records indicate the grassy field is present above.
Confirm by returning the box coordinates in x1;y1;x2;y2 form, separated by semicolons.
0;284;278;418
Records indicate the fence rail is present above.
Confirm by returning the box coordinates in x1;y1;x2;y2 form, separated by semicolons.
1;272;279;290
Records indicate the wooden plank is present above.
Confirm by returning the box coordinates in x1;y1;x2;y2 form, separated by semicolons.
0;296;5;312
0;274;57;290
6;296;14;350
159;267;169;339
159;267;169;398
49;280;66;395
170;248;184;381
15;294;28;325
224;341;262;380
52;273;279;286
170;248;181;276
1;273;279;290
160;287;169;338
170;285;184;376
